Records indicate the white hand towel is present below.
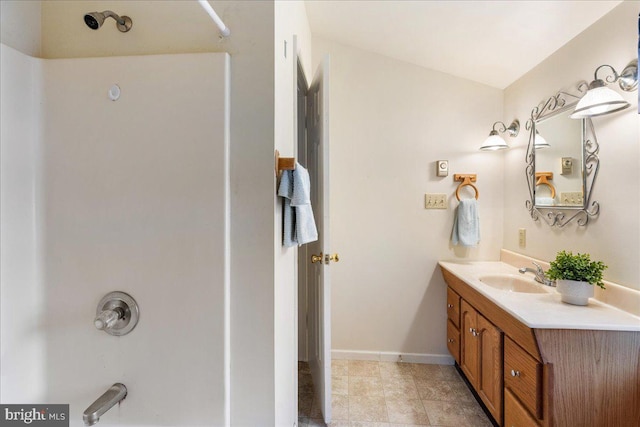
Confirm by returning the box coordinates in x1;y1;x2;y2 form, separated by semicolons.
452;199;480;247
277;162;318;247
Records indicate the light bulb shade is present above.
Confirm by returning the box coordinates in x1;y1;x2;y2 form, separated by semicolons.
570;85;630;118
534;131;550;149
480;134;508;151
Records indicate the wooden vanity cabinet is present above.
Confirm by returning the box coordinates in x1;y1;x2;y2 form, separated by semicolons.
443;266;640;427
445;275;543;427
460;299;503;424
446;288;461;364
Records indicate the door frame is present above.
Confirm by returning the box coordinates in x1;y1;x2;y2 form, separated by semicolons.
296;56;310;362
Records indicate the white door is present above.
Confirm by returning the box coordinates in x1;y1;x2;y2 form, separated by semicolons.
306;56;332;423
295;41;309;363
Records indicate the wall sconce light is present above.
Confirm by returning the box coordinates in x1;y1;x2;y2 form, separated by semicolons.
534;130;550;149
480;119;520;151
570;59;638;119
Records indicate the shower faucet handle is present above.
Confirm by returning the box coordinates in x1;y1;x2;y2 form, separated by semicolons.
94;291;139;336
94;307;123;331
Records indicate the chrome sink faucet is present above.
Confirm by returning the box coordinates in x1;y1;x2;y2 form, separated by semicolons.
519;262;556;287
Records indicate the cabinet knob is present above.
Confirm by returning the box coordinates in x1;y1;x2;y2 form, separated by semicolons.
447;304;454;308
510;369;520;377
447;338;454;343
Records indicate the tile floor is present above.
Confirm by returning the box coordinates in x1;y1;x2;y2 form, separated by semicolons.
298;360;494;427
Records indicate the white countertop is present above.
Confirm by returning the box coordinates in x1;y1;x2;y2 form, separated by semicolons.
439;261;640;332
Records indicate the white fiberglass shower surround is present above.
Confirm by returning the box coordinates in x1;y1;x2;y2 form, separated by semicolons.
1;44;231;426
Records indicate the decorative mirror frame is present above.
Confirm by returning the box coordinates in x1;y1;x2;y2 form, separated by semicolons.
525;81;600;227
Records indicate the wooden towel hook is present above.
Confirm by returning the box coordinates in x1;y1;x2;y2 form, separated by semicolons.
454;174;479;201
275;150;295;177
535;172;556;199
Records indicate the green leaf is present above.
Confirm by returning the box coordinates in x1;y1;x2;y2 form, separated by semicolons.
547;250;607;289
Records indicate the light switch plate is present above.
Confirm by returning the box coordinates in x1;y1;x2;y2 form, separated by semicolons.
560;192;584;205
425;193;447;209
518;228;526;247
436;160;449;177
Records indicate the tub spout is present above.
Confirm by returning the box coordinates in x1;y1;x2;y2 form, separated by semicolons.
83;383;127;426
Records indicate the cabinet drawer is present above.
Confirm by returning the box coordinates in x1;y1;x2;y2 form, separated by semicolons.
505;388;540;427
504;337;542;419
446;287;461;327
446;320;460;364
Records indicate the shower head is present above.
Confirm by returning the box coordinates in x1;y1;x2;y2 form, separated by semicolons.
84;11;132;32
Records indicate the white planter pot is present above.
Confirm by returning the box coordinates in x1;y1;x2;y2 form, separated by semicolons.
556;279;594;306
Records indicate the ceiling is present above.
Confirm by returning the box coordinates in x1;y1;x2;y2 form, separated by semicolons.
304;1;622;89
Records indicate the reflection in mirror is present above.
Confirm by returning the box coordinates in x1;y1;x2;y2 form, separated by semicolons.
534;110;583;207
525;82;600;227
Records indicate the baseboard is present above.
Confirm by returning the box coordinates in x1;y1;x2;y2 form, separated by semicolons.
331;349;454;365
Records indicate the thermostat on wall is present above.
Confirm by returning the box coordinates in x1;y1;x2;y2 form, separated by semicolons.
561;157;573;175
436;160;449;177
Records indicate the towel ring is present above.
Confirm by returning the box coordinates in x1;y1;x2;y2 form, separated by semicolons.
454;174;479;201
535;172;556;199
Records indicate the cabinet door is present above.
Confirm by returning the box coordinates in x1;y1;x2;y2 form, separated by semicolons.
460;300;479;387
478;313;503;424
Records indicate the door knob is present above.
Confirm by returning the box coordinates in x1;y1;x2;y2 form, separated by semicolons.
311;252;339;264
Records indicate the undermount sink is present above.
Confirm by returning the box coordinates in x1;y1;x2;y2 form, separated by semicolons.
479;274;549;294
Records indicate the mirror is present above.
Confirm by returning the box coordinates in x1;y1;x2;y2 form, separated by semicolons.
525;82;600;227
534;110;584;207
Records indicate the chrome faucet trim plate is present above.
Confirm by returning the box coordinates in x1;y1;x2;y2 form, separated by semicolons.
95;291;139;336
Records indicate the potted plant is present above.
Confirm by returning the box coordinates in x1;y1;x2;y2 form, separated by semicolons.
547;250;607;306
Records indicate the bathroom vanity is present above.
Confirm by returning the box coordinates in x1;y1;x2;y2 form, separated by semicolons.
440;260;640;427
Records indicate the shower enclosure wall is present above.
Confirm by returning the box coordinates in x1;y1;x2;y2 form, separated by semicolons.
1;44;230;426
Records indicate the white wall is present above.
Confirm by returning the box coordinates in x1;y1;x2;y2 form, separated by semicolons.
503;1;640;290
43;52;229;427
274;2;312;425
41;0;227;59
0;49;231;426
0;0;41;57
312;37;504;359
0;44;45;403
